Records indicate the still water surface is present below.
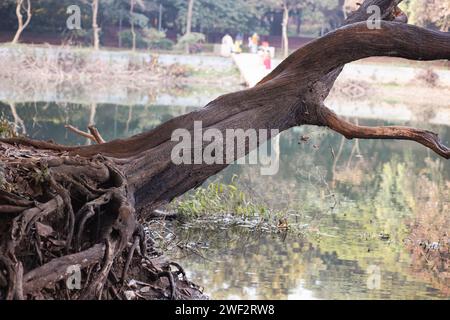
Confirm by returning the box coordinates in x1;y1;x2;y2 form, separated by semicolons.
0;85;449;300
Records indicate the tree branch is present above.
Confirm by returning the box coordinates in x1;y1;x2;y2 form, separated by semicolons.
322;107;450;159
13;20;446;161
65;125;105;144
346;0;403;24
65;125;97;142
313;0;404;99
88;126;105;144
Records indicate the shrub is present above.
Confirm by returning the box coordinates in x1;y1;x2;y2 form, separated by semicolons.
142;28;174;50
62;29;92;46
175;32;205;52
173;175;274;218
118;30;147;49
0;117;16;139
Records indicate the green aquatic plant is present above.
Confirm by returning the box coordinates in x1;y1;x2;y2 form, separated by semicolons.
0;117;16;138
173;175;281;220
0;117;17;191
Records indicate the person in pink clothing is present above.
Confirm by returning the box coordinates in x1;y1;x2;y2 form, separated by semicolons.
263;50;271;70
261;41;271;70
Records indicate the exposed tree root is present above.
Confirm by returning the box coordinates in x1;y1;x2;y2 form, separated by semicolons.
0;138;204;300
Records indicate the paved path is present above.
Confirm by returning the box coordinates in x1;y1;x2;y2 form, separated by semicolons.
233;52;450;88
232;53;280;87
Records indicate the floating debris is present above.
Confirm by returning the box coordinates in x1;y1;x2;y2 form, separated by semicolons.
299;135;310;143
379;233;390;241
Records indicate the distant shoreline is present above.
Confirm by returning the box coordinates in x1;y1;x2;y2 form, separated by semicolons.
0;44;448;126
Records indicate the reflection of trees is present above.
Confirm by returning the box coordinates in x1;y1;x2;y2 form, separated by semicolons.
332;139;365;187
0;101;195;145
125;105;133;134
171;218;447;299
85;103;97;145
405;158;450;296
8;102;27;135
184;124;450;299
1;99;448;298
171;225;311;300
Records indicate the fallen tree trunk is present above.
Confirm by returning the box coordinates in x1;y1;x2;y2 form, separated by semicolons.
0;0;449;300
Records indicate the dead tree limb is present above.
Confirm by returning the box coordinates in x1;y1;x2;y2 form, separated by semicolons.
65;125;105;144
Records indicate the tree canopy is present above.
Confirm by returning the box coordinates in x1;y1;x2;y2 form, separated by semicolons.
0;0;347;41
1;0;446;48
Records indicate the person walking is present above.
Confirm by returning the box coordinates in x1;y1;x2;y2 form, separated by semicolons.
249;32;259;54
221;33;234;57
261;41;271;70
234;33;243;54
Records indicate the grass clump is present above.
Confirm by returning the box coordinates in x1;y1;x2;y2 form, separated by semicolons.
0;117;16;138
173;175;278;220
0;117;16;191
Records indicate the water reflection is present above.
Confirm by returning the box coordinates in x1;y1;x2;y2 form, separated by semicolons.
168;125;449;299
0;90;449;300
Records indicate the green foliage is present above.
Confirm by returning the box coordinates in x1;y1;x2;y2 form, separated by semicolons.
130;11;150;28
263;0;311;10
0;116;16;190
0;0;447;46
118;30;147;49
116;1;177;50
170;0;267;34
401;0;450;31
142;28;174;50
175;32;205;49
0;117;16;138
173;175;276;219
62;28;93;46
119;28;175;50
31;165;50;185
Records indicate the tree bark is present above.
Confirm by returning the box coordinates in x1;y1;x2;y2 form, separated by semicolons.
118;11;123;48
92;0;100;50
130;0;136;51
11;0;32;44
282;3;290;58
1;0;449;300
185;0;195;54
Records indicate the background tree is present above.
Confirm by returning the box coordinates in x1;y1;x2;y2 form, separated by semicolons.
11;0;33;44
91;0;100;49
184;0;194;53
402;0;450;32
81;0;109;50
171;0;264;38
315;0;346;34
263;0;312;58
129;0;151;51
130;0;136;50
0;0;448;45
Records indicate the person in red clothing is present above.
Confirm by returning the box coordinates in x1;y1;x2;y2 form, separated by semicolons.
263;50;271;70
261;41;271;70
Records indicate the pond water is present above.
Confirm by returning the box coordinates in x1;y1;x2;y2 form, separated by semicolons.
0;84;449;300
